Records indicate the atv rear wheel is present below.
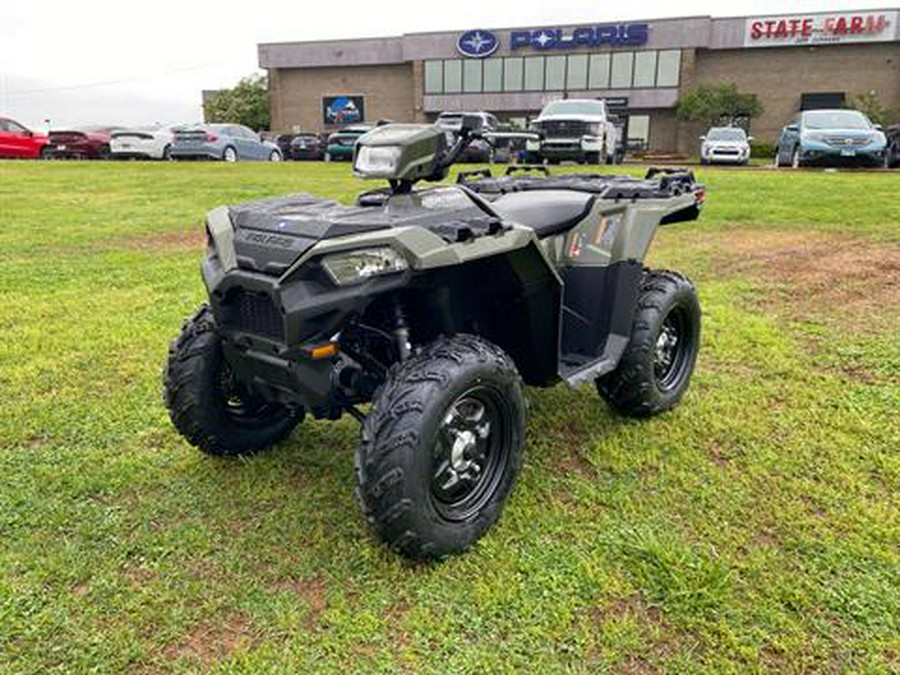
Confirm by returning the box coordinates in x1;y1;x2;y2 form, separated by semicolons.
164;304;301;456
356;334;526;560
597;270;700;417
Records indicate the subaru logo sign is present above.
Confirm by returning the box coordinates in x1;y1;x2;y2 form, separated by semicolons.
457;29;499;58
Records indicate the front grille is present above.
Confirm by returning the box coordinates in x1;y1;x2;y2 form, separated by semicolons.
538;120;589;138
222;291;283;340
543;141;581;150
825;136;869;147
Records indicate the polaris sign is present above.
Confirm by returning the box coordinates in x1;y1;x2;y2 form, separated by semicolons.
510;24;649;51
456;30;500;58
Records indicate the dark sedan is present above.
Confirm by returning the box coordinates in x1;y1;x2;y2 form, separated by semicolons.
290;133;326;160
44;126;123;159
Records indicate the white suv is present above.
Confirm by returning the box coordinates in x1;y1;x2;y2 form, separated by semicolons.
700;127;752;165
527;99;615;165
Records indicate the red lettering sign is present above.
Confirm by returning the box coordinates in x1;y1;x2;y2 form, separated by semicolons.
749;12;892;42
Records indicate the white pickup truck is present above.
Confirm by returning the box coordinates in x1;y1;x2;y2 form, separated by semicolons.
527;99;618;165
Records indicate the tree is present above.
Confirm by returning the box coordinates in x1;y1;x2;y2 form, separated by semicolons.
676;83;764;128
852;91;897;127
203;74;270;131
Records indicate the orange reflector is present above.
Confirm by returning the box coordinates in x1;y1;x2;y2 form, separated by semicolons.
306;343;339;359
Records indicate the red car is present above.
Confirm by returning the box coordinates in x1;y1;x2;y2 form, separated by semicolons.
0;118;49;159
44;126;122;159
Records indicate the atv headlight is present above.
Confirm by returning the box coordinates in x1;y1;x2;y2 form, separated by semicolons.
321;247;409;285
354;146;402;177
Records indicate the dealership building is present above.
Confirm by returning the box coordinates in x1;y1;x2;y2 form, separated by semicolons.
258;9;900;153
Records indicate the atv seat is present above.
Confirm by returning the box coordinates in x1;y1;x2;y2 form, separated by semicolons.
490;190;595;238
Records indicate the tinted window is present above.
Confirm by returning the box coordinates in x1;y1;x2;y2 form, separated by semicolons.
656;50;681;87
633;51;657;88
545;56;566;90
588;54;610;89
483;59;502;92
503;58;523;91
463;59;482;93
444;60;462;93
424;60;442;93
610;52;634;88
567;54;588;90
523;57;544;91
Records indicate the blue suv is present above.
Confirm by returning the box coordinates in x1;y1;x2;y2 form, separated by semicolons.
776;109;888;168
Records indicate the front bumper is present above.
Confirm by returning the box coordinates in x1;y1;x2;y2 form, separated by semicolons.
202;248;406;409
799;141;887;166
291;148;324;160
326;145;354;159
702;149;748;164
539;137;601;160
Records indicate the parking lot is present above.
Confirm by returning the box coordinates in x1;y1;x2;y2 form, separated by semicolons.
1;159;897;672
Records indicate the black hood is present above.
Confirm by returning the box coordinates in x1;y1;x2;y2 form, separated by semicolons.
226;188;503;276
228;194;391;275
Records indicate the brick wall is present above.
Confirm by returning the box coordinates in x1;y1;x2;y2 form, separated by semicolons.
266;42;900;151
694;43;900;143
270;63;416;132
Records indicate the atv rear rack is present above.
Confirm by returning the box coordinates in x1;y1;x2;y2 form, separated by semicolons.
458;166;700;201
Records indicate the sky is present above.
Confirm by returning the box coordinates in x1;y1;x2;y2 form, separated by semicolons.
0;0;887;129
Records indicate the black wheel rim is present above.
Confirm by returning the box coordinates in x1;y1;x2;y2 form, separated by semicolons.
654;305;693;391
218;358;283;426
430;386;510;522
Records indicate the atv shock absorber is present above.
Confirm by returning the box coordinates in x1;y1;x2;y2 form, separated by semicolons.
392;300;412;361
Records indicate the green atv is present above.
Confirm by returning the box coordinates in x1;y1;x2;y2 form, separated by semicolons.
164;116;704;560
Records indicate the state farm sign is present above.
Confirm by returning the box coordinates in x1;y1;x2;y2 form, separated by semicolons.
744;11;898;47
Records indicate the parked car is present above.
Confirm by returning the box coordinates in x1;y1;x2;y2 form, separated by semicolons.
0;117;49;159
700;126;751;165
170;124;282;162
526;99;616;165
325;125;374;161
458;137;493;163
270;134;297;160
437;111;500;162
110;125;180;160
437;111;499;135
885;124;900;168
290;133;327;160
775;109;888;168
44;126;123;160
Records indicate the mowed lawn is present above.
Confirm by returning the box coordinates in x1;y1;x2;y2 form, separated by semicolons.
1;160;898;674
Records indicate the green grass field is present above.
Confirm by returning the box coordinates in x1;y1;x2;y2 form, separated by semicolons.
1;161;898;674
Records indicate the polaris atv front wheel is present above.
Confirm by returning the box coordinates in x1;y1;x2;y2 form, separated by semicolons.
597;270;700;418
356;335;526;561
164;304;301;456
